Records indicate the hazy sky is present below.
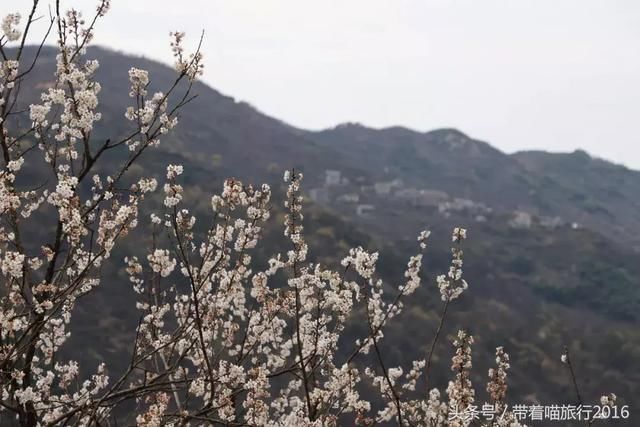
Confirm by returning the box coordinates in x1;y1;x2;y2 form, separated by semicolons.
6;0;640;169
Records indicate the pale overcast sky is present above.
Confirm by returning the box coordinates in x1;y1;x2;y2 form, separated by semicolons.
6;0;640;169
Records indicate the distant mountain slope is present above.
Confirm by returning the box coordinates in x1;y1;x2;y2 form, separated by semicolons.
513;149;640;249
306;124;640;249
307;125;536;208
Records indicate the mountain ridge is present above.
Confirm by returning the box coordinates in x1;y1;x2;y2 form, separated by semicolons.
86;45;640;173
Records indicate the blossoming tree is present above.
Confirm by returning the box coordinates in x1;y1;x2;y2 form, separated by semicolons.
0;1;616;426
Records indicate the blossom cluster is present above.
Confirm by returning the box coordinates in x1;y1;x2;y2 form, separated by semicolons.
1;13;21;42
170;31;204;80
436;228;468;301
